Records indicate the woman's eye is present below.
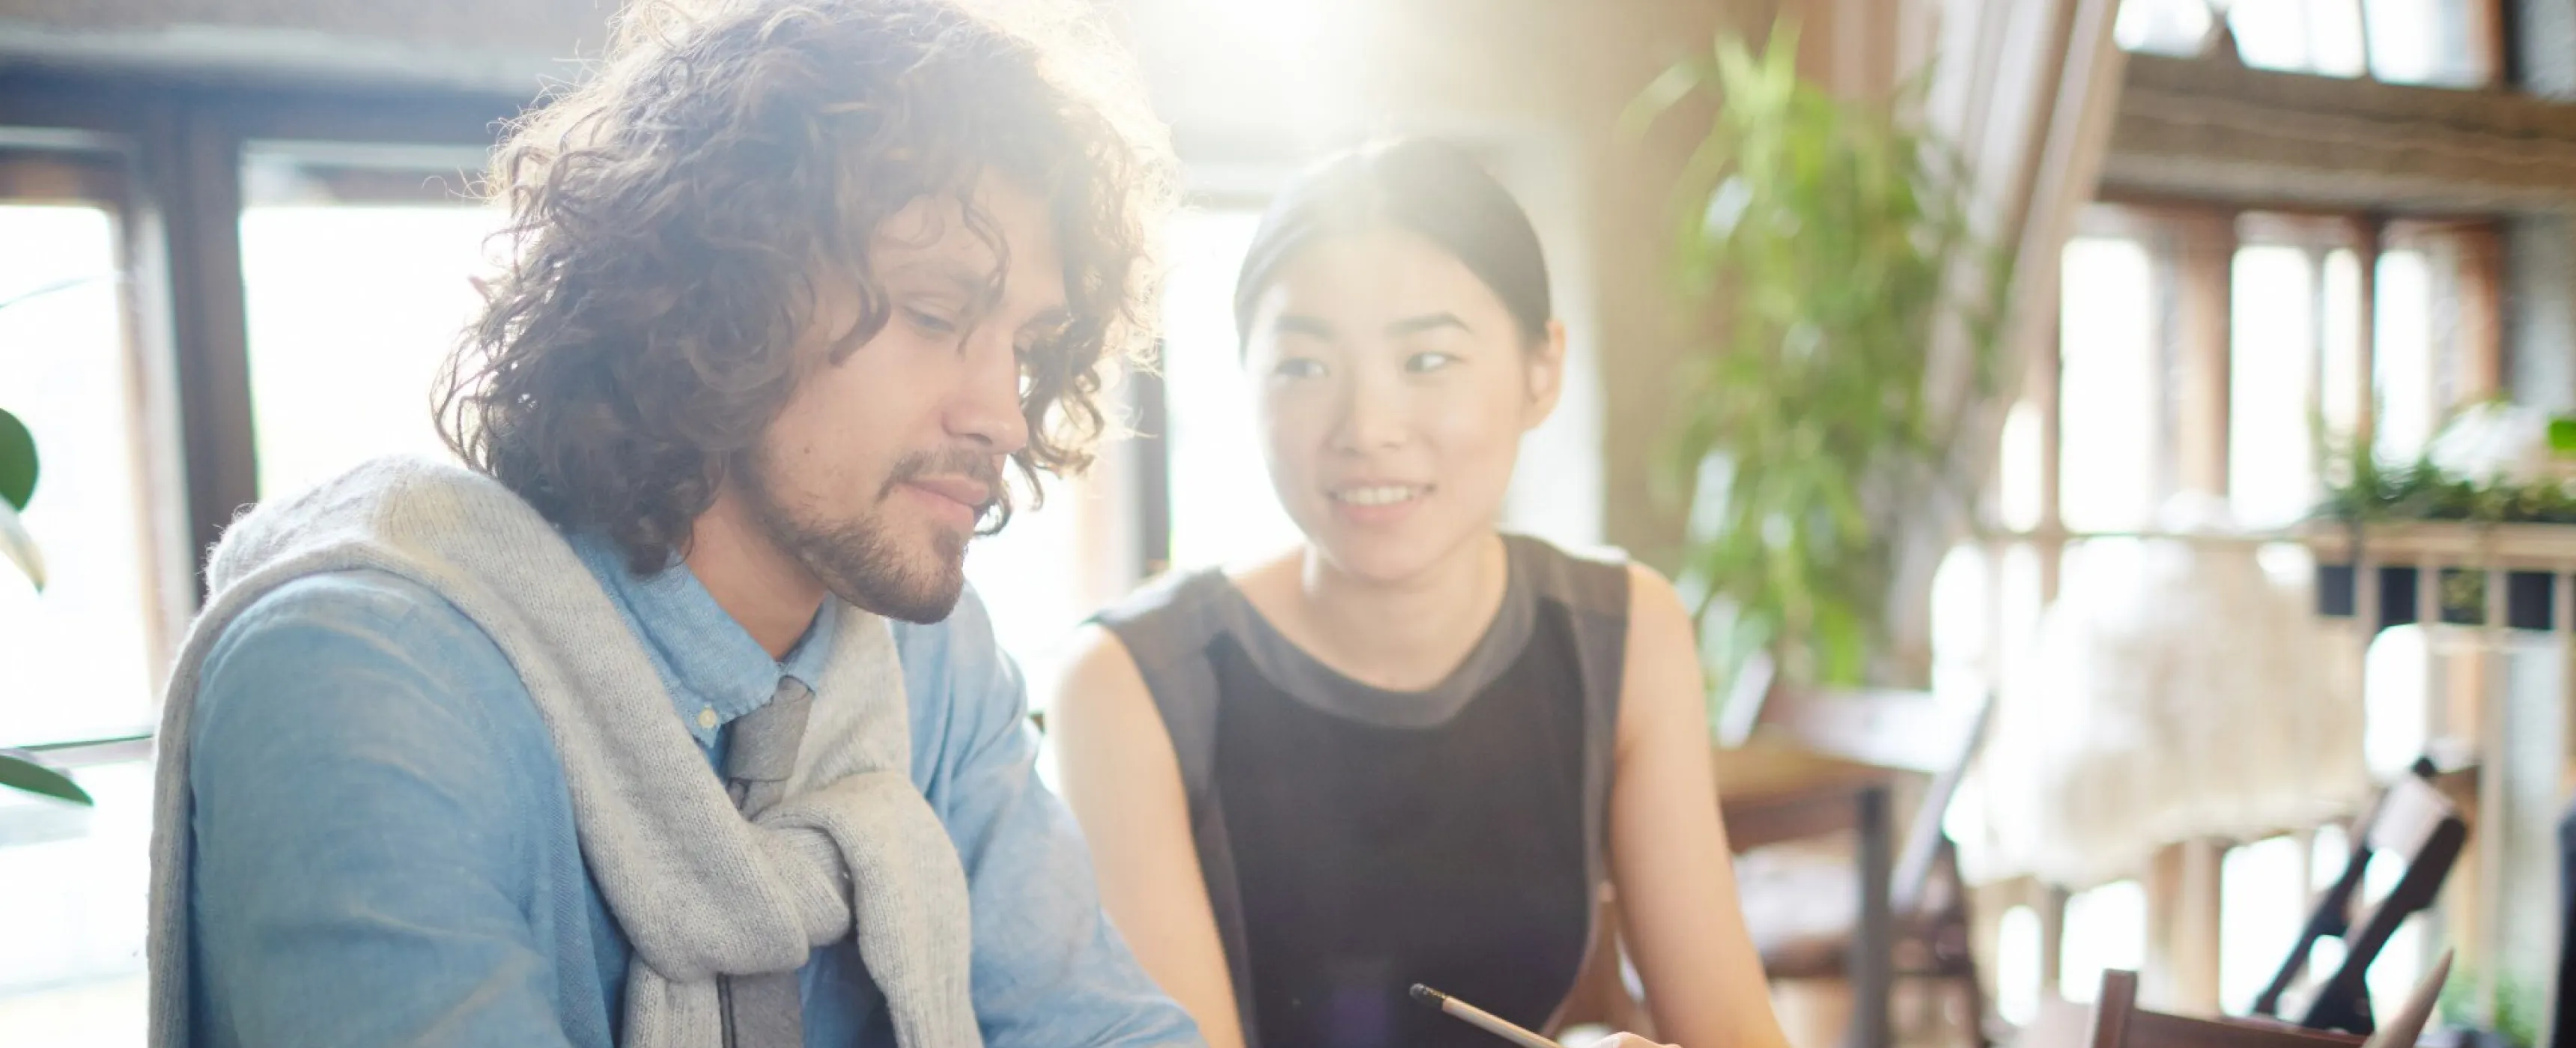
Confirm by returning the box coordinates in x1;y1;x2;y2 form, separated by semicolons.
1405;351;1462;374
1274;358;1328;380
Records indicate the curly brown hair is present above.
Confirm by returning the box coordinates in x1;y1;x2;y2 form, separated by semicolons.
437;0;1174;573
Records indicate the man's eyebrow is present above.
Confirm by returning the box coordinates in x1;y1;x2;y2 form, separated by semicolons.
880;253;1075;335
881;258;999;298
1385;312;1468;338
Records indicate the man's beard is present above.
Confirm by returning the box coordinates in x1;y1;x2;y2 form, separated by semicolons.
734;445;998;624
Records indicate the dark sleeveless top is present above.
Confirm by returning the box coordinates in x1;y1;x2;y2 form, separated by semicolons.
1096;535;1629;1048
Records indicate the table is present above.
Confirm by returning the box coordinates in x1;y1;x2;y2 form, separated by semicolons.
1714;742;1900;1048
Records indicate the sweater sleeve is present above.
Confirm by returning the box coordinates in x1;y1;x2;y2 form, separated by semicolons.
186;570;583;1048
897;585;1206;1048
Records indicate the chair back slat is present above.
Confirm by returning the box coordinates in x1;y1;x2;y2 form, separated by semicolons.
2365;776;2453;858
2089;970;2367;1048
2250;760;2468;1035
1746;679;1993;918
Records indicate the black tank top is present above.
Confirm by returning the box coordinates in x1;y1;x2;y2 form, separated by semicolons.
1096;536;1629;1048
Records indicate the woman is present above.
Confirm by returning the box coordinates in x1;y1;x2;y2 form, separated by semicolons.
1051;139;1790;1048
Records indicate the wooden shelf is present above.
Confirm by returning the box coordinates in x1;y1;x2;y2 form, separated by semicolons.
2300;520;2576;568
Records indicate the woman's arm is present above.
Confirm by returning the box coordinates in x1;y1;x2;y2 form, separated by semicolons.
1609;564;1794;1048
1049;624;1249;1048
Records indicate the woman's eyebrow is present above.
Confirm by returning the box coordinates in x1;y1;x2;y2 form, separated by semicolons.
1272;314;1337;339
1385;312;1468;338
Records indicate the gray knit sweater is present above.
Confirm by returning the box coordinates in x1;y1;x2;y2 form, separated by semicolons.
146;457;981;1048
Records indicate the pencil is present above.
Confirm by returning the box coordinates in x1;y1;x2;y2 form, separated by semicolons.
1409;984;1559;1048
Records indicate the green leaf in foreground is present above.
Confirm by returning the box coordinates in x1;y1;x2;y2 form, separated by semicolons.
0;407;33;512
0;750;92;805
2551;415;2576;455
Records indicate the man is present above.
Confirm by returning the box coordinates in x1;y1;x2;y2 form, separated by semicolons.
144;1;1194;1045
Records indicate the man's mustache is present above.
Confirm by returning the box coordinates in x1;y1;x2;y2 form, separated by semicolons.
882;448;1006;515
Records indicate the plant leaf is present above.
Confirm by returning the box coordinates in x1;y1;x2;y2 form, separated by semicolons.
1647;19;2005;692
1620;61;1705;140
0;407;33;511
0;499;44;591
0;750;91;805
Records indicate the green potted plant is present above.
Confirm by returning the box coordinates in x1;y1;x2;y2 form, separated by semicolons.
2434;962;2540;1048
1629;22;2007;698
2316;400;2576;527
0;277;97;807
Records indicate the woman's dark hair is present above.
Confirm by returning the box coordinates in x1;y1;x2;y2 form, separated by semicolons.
437;0;1175;573
1232;138;1551;346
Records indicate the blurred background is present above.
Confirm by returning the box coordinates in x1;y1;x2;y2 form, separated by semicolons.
1;0;2572;1044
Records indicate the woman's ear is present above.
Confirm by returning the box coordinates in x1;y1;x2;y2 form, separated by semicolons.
1523;318;1567;430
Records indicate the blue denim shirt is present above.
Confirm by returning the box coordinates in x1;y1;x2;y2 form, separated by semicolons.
183;532;1199;1048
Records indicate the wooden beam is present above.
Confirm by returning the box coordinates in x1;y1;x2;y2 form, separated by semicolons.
2141;839;2226;1016
2472;0;2509;91
1130;357;1171;579
0;69;521;145
159;103;257;582
2181;839;2224;1015
2104;54;2576;211
2351;216;2381;450
2038;882;2071;999
2142;843;2181;1008
2038;307;2062;601
2175;213;2235;496
2454;221;2507;400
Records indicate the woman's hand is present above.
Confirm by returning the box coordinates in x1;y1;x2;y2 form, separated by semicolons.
1573;1035;1676;1047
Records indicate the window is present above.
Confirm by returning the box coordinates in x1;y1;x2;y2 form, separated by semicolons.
2036;206;2488;534
2058;234;2163;531
2059;879;2149;1004
0;181;168;746
963;444;1140;689
0;77;523;1044
1159;206;1301;572
0;147;175;1044
2115;0;2500;88
239;142;502;497
1952;198;2498;1023
2219;834;2311;1014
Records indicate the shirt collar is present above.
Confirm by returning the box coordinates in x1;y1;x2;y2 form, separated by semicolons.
568;532;839;749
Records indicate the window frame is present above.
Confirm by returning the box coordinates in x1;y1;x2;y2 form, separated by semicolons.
2118;0;2512;88
0;144;172;757
2062;193;2506;516
0;69;526;761
1975;196;2512;1020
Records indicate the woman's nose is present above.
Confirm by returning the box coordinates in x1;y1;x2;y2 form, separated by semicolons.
1328;371;1408;454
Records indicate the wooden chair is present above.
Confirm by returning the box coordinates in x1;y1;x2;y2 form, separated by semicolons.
2080;969;2365;1048
2074;952;2450;1048
2250;758;2467;1037
1728;667;1998;1045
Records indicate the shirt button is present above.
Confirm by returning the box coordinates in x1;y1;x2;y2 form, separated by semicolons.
697;707;719;730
